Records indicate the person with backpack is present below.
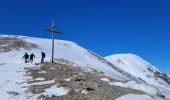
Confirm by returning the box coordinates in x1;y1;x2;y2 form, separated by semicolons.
23;52;29;63
29;53;35;63
41;52;46;63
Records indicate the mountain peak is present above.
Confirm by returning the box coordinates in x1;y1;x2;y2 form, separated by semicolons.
105;53;170;92
106;53;159;71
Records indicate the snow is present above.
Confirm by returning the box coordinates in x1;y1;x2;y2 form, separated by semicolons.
100;78;110;82
34;77;45;81
0;60;37;100
30;80;54;86
0;35;170;99
42;86;69;97
81;90;88;94
106;54;168;83
0;35;52;99
38;71;46;74
105;54;170;99
110;81;158;95
116;94;153;100
105;54;163;86
64;78;71;81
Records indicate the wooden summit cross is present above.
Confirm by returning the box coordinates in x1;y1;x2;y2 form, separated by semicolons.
45;21;64;63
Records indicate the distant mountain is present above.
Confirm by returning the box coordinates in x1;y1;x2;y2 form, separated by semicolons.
105;54;170;98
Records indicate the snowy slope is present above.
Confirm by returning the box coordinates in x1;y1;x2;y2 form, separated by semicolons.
23;36;130;79
0;35;169;99
105;54;170;99
15;35;148;83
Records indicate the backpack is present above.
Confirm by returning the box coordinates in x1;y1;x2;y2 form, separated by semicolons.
24;54;29;59
42;52;46;58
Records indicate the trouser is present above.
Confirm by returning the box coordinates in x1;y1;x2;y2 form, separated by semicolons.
25;58;28;63
29;58;33;63
41;58;44;63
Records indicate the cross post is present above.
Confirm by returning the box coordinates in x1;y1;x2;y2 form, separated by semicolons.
45;21;64;63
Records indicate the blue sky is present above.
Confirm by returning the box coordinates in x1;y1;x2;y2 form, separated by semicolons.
0;0;170;74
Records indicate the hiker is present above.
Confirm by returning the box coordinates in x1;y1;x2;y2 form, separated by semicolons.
23;52;29;63
29;53;35;63
41;52;46;63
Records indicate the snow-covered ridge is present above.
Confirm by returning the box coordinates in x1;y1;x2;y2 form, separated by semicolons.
105;54;170;85
105;54;170;98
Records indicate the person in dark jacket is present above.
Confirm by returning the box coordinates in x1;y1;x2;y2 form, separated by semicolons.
23;52;29;63
29;53;35;63
41;52;46;63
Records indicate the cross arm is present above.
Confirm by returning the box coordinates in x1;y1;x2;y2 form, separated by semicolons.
45;29;64;34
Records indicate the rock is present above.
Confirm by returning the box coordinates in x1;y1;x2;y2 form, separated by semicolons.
27;60;145;100
7;91;20;96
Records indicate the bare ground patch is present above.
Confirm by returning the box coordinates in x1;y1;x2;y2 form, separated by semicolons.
26;61;145;100
0;36;39;52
